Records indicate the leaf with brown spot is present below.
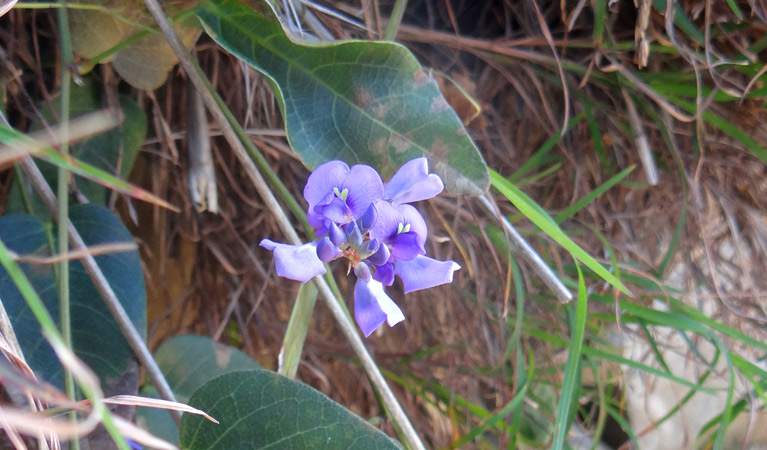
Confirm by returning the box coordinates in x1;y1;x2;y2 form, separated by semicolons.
197;0;489;194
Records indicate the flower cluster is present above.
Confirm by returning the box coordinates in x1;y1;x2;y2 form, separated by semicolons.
261;158;460;337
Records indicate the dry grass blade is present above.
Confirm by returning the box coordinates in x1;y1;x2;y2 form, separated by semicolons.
101;395;219;424
9;242;138;265
0;110;121;165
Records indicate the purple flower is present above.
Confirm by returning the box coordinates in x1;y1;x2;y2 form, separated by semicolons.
262;157;459;337
304;161;383;235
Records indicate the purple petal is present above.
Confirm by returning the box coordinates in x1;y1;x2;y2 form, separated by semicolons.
370;202;428;249
303;160;350;207
354;278;405;337
384;157;444;206
341;164;384;219
260;239;326;283
390;232;425;261
373;262;395;286
317;196;351;224
395;255;460;294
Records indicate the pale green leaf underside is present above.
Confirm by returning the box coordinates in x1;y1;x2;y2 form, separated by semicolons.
197;0;489;195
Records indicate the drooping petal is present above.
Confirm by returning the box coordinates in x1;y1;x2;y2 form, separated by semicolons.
341;164;384;219
303;160;350;207
260;239;326;283
370;202;428;251
354;278;405;337
384;157;444;206
395;255;460;294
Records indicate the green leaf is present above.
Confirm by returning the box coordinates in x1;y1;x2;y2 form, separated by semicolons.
136;335;261;445
196;0;488;195
0;204;145;396
153;334;261;403
490;170;632;295
180;370;404;450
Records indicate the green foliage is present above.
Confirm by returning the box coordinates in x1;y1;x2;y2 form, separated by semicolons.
154;334;261;403
0;204;145;395
180;370;404;450
196;0;489;195
136;334;261;444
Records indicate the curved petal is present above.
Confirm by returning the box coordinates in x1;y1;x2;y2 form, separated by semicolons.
372;261;395;286
260;239;326;283
384;157;444;206
303;160;350;207
390;231;425;261
370;202;427;249
317;196;352;224
395;255;460;293
354;278;405;337
341;164;384;219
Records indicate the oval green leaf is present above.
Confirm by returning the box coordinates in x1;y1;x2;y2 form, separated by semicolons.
197;0;489;195
180;370;404;449
0;204;146;396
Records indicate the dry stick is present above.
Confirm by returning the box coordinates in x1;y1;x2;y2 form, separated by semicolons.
17;158;182;425
622;88;658;186
478;195;573;303
141;1;427;449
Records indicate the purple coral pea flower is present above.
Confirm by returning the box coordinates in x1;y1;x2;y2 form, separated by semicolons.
262;157;459;337
304;161;384;235
383;157;444;206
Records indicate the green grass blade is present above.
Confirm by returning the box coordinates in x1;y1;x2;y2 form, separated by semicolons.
509;112;584;183
490;170;631;295
555;165;635;223
552;265;588;449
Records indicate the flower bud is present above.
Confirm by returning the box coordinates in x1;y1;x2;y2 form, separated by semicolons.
316;237;341;262
345;221;363;248
354;261;372;282
358;203;378;233
358;239;380;259
328;222;346;247
366;242;390;266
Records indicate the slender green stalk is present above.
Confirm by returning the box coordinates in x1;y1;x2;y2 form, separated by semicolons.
55;3;77;448
278;283;318;379
383;0;408;40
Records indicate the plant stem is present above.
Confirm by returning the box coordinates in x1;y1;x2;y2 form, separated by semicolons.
56;3;77;448
383;0;408;40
